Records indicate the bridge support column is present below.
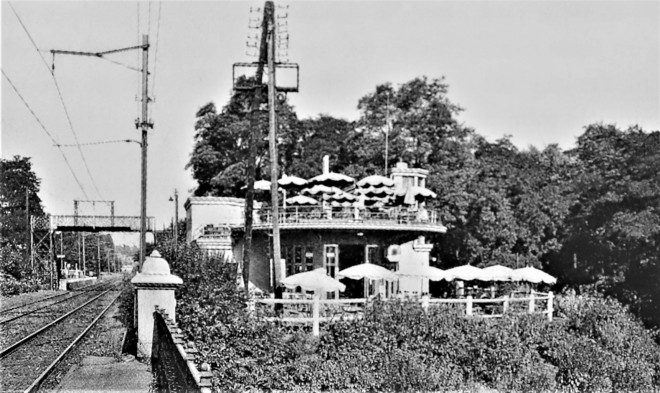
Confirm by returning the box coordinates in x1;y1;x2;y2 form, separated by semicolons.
132;250;182;358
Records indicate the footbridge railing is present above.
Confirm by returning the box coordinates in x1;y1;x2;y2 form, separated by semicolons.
50;215;155;232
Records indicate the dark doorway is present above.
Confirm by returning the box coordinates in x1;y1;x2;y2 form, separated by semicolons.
339;244;364;298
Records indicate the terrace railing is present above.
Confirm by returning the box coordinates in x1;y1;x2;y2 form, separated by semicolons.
252;206;441;227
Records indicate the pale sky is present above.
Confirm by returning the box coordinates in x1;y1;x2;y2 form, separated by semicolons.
2;1;658;244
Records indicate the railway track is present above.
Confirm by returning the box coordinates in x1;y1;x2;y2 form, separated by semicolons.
0;286;122;393
0;280;120;350
0;280;117;325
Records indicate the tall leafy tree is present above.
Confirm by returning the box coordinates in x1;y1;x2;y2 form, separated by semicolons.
0;156;45;247
356;77;467;170
187;87;299;196
0;156;45;278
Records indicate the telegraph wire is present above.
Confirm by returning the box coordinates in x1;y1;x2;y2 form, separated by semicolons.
2;69;91;200
8;1;105;200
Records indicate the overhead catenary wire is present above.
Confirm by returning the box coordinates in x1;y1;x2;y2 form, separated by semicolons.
8;1;105;201
2;69;90;200
97;56;142;73
55;139;142;147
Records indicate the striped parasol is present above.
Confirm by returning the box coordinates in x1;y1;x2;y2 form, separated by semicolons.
307;172;355;188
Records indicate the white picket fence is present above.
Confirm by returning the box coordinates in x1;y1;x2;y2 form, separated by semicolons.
254;291;554;336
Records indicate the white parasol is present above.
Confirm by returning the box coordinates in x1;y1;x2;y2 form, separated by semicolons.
393;185;437;204
241;179;273;191
285;195;318;206
481;265;515;281
357;175;395;188
397;265;447;281
511;267;557;284
338;263;398;281
357;186;395;198
278;175;308;189
281;268;346;292
301;185;343;196
323;190;358;203
308;172;355;188
443;264;486;281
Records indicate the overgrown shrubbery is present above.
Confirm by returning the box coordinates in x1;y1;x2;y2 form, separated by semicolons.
0;244;40;297
0;273;40;297
164;243;660;392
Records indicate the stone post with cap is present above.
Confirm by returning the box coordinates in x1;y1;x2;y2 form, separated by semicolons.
132;250;183;358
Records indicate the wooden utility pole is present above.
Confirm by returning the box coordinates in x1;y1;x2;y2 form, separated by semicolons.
241;3;270;291
267;6;282;288
236;1;297;291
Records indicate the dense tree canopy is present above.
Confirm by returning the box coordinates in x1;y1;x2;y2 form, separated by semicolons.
548;124;660;327
187;77;660;329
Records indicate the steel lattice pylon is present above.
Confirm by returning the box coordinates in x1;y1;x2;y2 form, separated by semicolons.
29;215;53;288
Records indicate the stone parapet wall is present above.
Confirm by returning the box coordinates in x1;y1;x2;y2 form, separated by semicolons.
153;307;213;393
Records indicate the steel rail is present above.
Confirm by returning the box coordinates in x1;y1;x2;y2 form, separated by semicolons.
0;283;114;316
0;280;113;315
24;291;121;393
0;289;112;358
0;292;70;314
0;284;111;325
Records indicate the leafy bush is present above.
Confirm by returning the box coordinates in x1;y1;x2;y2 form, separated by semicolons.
165;243;660;392
0;272;39;297
553;292;660;392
